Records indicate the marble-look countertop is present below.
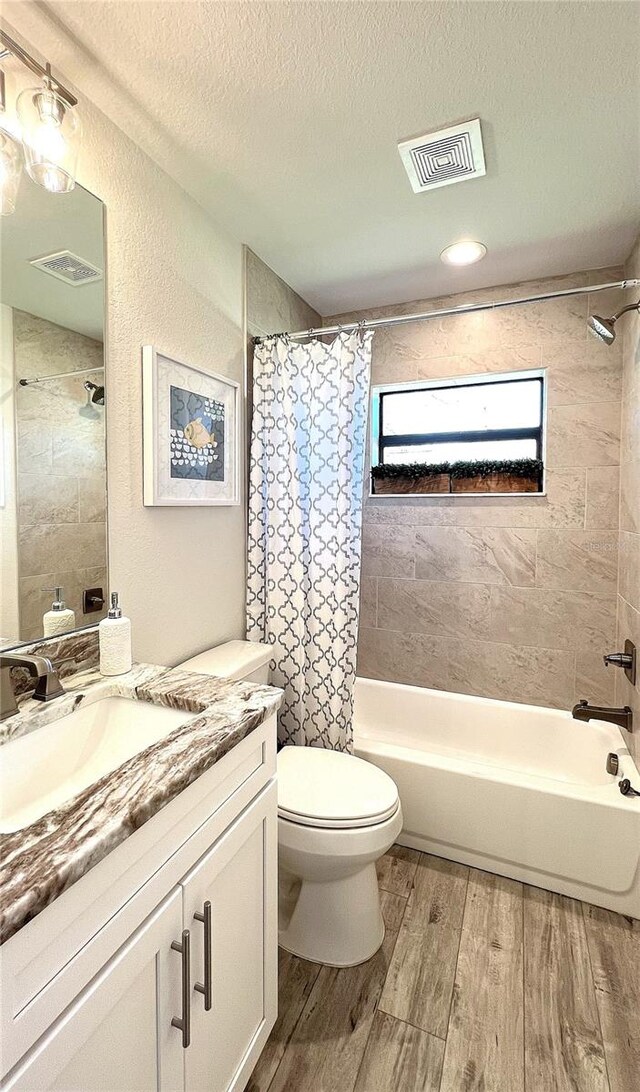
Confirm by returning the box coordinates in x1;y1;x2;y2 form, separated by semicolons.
0;663;282;945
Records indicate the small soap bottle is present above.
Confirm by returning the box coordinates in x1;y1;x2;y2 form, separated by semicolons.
43;587;76;637
99;592;132;676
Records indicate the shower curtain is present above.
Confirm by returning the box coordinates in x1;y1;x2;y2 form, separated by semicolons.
247;330;373;752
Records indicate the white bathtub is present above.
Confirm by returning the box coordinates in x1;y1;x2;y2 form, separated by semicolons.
353;678;640;918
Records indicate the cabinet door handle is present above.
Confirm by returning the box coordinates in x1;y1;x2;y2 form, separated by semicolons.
194;901;212;1011
171;929;191;1048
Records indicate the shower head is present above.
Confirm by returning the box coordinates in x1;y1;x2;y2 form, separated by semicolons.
587;300;640;345
587;314;616;344
84;380;105;405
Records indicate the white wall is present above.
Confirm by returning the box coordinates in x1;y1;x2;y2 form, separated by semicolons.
2;9;246;665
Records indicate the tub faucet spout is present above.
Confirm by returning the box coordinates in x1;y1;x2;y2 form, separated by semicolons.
572;700;633;733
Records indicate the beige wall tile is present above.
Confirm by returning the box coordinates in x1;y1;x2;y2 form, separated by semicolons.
536;530;618;594
482;637;572;707
618;532;640;611
19;566;108;641
620;378;640;466
18;473;79;528
364;469;586;530
14;311;108;644
350;269;623;708
52;424;106;475
613;240;640;762
359;577;378;629
614;596;640;765
585;466;620;530
620;459;640;534
546;402;621;467
357;627;453;691
14;310;103;380
20;523;107;578
245;249;319;337
443;637;497;701
544;338;622;406
361;526;415;578
574;651;616;706
17;421;52;470
377;579;491;639
415;528;536;586
488;586;616;653
78;477;107;524
448;639;575;709
415;345;542;381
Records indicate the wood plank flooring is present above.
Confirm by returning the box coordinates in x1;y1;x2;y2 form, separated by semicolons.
249;845;640;1092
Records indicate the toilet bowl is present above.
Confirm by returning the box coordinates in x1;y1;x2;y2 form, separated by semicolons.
176;640;402;967
277;745;402;967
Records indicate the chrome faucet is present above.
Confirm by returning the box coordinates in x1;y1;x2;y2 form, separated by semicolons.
0;653;65;721
571;699;633;733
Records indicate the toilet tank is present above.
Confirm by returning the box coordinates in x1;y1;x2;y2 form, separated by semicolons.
177;640;274;685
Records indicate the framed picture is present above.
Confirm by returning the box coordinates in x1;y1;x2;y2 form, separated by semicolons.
142;346;240;506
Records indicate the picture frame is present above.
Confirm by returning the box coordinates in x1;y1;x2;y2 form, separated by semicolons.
142;346;240;506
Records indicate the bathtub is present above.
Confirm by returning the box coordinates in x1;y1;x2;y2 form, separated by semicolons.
353;678;640;918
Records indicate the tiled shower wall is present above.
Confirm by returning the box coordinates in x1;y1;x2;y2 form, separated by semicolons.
327;268;627;710
14;310;107;640
616;237;640;764
245;247;320;349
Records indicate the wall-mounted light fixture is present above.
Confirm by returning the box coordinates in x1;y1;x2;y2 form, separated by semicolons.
0;29;81;212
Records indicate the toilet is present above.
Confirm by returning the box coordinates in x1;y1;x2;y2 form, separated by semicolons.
177;640;403;967
277;745;402;967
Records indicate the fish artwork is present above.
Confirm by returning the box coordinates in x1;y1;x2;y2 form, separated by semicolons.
169;385;225;481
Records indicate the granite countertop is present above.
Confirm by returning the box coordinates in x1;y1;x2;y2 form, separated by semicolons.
0;662;282;945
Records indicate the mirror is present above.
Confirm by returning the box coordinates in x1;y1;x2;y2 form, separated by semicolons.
0;177;106;648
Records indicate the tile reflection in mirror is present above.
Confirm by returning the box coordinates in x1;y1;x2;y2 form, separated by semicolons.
0;175;106;646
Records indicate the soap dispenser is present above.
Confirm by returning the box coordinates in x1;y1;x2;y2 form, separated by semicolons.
43;587;76;637
99;592;132;676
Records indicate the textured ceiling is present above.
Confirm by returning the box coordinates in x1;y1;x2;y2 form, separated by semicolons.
11;1;640;312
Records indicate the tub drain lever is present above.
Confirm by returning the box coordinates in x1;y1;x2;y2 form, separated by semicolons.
618;779;640;798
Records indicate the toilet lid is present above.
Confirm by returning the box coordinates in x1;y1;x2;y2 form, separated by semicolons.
277;746;400;829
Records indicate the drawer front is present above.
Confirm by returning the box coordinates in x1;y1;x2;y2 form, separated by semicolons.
1;717;276;1077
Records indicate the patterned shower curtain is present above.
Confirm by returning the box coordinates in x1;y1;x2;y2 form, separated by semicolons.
247;330;373;752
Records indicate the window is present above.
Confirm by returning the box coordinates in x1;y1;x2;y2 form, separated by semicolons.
371;369;545;493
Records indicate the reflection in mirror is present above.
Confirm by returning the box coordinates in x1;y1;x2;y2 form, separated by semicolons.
0;176;106;648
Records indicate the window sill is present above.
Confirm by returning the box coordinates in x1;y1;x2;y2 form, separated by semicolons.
367;490;548;500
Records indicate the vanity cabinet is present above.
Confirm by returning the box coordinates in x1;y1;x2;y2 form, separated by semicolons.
182;789;277;1092
1;720;278;1092
3;892;185;1092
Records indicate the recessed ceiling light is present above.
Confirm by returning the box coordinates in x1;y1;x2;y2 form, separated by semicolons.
440;240;487;266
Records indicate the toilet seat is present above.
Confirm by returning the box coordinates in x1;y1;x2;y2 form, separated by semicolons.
277;745;399;829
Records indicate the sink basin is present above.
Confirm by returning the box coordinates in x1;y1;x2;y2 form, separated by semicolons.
0;696;188;833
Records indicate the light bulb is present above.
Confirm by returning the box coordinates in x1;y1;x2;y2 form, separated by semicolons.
0;131;21;216
17;82;80;194
440;240;487;266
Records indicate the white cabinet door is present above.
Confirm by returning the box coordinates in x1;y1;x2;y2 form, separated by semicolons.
3;891;185;1092
181;782;277;1092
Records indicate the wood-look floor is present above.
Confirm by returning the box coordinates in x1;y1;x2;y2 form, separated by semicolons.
247;845;640;1092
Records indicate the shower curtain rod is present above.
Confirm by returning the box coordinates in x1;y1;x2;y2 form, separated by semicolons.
253;278;640;343
18;365;104;387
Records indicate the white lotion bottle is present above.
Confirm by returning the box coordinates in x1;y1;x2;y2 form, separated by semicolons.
99;592;132;676
43;587;76;637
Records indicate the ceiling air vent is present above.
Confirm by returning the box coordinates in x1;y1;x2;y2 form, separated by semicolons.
398;118;486;194
29;250;103;286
